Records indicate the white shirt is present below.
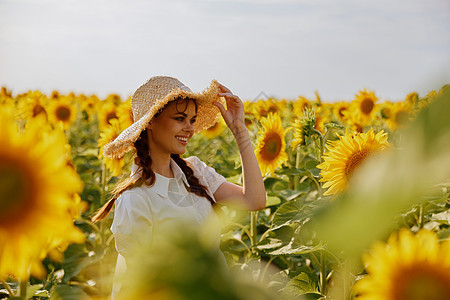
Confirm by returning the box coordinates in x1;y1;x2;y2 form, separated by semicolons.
110;156;227;298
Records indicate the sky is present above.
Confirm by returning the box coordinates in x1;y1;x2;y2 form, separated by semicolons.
0;0;449;102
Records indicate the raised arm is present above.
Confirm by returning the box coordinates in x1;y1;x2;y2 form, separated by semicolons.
212;83;266;211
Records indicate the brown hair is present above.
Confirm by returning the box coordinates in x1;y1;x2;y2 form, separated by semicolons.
91;98;214;223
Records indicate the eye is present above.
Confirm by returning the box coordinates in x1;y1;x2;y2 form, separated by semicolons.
175;117;184;121
190;118;196;124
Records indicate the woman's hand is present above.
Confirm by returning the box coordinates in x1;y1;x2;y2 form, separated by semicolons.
213;83;246;136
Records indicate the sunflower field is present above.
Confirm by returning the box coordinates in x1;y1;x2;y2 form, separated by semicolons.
0;84;449;300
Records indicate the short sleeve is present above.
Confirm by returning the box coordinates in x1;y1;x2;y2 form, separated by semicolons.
185;156;227;197
110;189;153;257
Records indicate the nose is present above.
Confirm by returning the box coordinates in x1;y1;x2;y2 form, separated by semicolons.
184;120;194;133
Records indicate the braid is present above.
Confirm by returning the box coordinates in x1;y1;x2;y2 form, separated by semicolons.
171;154;215;206
91;129;154;222
134;129;156;186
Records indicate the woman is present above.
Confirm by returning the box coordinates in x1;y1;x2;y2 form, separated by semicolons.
92;76;266;298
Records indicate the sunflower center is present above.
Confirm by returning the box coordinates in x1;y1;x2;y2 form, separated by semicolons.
394;265;450;300
106;112;118;124
360;98;374;115
381;107;391;119
0;159;35;226
344;149;371;178
355;123;363;133
338;107;347;118
244;117;253;128
395;110;409;126
56;105;71;121
261;133;282;161
33;104;46;117
268;105;278;114
207;122;219;132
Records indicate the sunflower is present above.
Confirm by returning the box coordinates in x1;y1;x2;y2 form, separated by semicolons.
0;86;12;103
411;89;440;118
314;106;329;135
290;108;316;150
317;129;390;196
47;96;77;129
405;92;418;107
290;119;304;150
98;119;125;177
0;112;84;280
354;229;450;300
98;100;119;130
255;113;288;176
201;117;226;139
344;110;366;134
243;101;258;130
16;91;49;121
251;98;284;120
81;95;100;119
386;102;413;131
292;96;313;120
333;101;350;123
352;89;378;124
378;101;393;120
117;97;134;130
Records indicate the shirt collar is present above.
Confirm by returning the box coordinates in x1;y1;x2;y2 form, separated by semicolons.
130;158;190;198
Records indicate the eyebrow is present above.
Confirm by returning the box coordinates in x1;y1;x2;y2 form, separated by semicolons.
174;112;197;118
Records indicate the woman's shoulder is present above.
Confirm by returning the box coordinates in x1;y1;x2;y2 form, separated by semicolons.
184;155;203;165
184;156;209;173
118;186;148;203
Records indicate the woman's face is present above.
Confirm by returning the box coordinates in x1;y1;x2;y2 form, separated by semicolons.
146;99;197;156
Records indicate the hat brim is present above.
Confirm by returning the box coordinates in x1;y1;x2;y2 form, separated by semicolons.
103;80;225;159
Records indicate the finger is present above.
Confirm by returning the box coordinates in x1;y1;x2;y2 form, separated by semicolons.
213;101;227;116
218;92;240;101
218;83;232;94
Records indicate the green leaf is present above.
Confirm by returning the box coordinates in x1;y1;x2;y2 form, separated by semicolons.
281;272;323;299
49;284;89;300
304;159;319;170
265;177;289;191
257;225;294;251
272;198;309;228
62;244;90;282
266;196;281;207
26;284;46;299
268;243;325;256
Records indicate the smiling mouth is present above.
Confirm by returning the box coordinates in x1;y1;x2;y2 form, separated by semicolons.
176;136;188;143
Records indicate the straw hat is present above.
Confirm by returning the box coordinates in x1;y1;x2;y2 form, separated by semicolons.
103;76;225;159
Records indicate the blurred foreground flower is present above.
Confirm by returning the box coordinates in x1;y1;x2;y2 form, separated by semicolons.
0;111;84;280
314;85;450;258
115;217;276;300
354;229;450;300
255;113;288;176
317;129;390;196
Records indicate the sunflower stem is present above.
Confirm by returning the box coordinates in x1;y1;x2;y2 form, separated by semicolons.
319;250;327;295
0;279;13;296
228;222;253;242
418;203;424;229
259;256;275;283
100;160;107;205
343;261;349;300
294;146;302;190
250;211;258;252
311;129;325;163
19;280;27;298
